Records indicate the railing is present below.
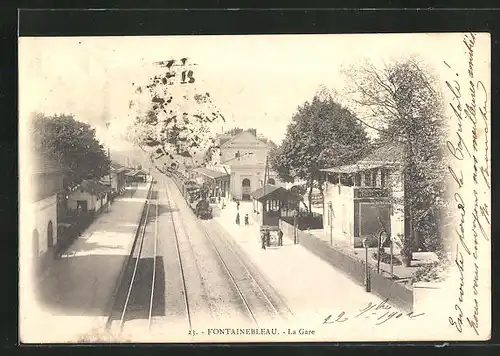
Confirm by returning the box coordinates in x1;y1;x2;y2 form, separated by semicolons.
279;218;413;312
354;187;389;199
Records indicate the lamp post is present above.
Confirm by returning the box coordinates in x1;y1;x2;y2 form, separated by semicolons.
363;237;371;292
328;202;333;246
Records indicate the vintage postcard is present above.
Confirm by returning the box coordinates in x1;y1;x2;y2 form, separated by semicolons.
19;33;491;343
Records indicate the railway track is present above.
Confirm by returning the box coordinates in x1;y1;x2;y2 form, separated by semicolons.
167;174;289;327
161;178;193;330
162;177;217;327
207;221;294;321
107;181;159;334
108;174;291;337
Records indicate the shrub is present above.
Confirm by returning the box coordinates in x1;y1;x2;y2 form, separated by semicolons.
372;250;402;265
410;258;450;284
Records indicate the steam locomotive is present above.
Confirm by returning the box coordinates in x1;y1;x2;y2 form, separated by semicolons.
182;180;213;219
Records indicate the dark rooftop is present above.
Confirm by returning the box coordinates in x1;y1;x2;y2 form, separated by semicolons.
79;179;112;195
250;185;303;202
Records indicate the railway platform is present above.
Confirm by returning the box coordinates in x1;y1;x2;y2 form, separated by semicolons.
25;181;152;343
211;201;389;325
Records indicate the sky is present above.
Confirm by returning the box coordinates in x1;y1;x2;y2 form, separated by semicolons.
19;33;488;151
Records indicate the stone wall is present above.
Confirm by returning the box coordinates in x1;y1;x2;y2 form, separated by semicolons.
280;218;414;312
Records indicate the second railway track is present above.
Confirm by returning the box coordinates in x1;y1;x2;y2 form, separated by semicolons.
107;174;293;338
168;174;291;327
107;181;159;334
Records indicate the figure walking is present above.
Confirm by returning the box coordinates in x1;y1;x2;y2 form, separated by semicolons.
236;212;240;225
278;229;283;246
266;230;271;247
244;213;249;225
236;200;240;211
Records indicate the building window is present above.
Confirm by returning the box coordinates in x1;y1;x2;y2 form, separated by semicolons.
354;173;362;187
327;173;339;184
340;175;354;187
372;170;378;187
47;221;54;248
381;169;387;188
364;172;373;186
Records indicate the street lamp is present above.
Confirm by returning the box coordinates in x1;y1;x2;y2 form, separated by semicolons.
362;237;371;292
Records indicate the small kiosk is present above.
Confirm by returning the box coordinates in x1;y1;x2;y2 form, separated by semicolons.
250;185;302;246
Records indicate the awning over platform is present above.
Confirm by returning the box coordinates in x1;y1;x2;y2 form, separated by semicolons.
250;185;303;202
195;167;230;180
320;143;404;174
125;169;148;177
320;162;386;174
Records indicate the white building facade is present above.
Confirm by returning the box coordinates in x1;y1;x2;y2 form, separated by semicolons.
25;152;65;275
321;144;405;248
206;130;285;201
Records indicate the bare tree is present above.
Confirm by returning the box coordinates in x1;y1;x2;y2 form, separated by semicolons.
126;58;225;172
342;57;447;260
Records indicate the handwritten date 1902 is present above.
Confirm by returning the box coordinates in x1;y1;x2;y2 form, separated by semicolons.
323;299;425;326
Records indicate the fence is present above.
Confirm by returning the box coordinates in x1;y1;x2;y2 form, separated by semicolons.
281;211;323;230
280;219;413;312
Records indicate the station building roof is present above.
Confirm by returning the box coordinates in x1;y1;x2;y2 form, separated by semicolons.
194;167;230;180
321;142;404;174
250;185;303;202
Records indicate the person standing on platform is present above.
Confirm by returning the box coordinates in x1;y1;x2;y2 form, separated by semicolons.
236;200;240;211
278;229;283;246
261;230;266;250
236;212;240;225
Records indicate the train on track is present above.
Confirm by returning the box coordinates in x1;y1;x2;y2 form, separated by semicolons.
181;179;213;220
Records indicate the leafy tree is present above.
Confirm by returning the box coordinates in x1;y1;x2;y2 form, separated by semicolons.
31;113;111;189
342;57;447;256
270;91;371;213
127;58;225;172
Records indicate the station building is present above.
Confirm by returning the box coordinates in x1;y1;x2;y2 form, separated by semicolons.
320;143;405;248
197;130;284;201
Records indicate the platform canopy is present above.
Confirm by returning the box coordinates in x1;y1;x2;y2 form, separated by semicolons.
125;169;148;177
194;167;230;180
250;185;303;202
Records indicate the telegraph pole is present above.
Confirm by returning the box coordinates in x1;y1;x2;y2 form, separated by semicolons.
262;155;268;225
